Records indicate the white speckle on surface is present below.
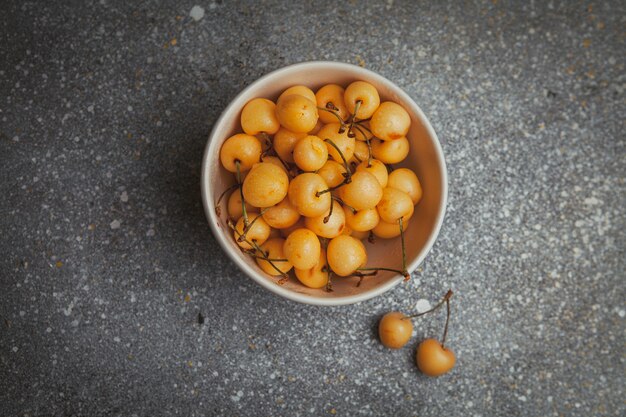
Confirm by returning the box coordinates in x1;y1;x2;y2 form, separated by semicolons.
618;310;625;318
110;220;121;229
190;5;205;21
12;347;18;353
87;105;94;113
415;299;431;313
230;390;243;402
584;197;601;206
114;337;121;343
146;229;155;237
46;327;52;333
127;105;133;111
120;191;128;202
12;135;19;142
19;311;25;317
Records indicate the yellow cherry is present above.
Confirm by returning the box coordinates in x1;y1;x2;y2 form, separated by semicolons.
241;98;280;135
372;217;409;239
371;137;410;164
379;312;413;349
294;248;329;289
283;228;321;270
273;127;307;163
317;123;355;163
351;140;370;165
315;84;349;124
416;339;456;377
293;135;328;171
376;187;414;223
262;197;300;229
287;173;331;217
227;189;255;220
219;133;262;173
327;235;367;276
317;160;348;188
276;94;319;133
370;101;411;141
233;213;270;249
344;206;380;232
242;162;289;208
304;200;346;239
278;85;316;104
256;238;293;276
344;81;380;119
387;168;422;205
337;171;383;211
355;159;388;188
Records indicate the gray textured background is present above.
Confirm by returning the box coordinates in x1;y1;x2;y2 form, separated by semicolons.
1;0;625;416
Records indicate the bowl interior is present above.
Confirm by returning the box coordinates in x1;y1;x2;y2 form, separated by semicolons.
202;62;446;305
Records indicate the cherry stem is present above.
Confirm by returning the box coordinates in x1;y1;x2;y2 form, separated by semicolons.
326;270;334;292
321;240;333;292
251;256;289;262
237;207;269;242
317;106;347;127
228;219;288;279
404;290;454;320
235;160;249;227
399;217;408;280
354;271;378;277
353;270;378;287
442;297;451;349
323;199;334;224
356;267;406;276
355;120;372;132
347;100;362;137
261;152;291;174
215;183;239;211
323;138;352;183
331;195;355;213
259;132;273;154
349;124;373;167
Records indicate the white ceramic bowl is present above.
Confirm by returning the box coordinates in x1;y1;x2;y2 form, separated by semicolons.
201;61;447;306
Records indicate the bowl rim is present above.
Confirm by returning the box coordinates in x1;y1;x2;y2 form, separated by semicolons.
201;61;448;306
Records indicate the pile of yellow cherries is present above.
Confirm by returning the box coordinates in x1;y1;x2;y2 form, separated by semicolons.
217;81;422;290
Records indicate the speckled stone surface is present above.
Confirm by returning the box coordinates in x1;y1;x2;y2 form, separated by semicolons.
1;1;624;416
